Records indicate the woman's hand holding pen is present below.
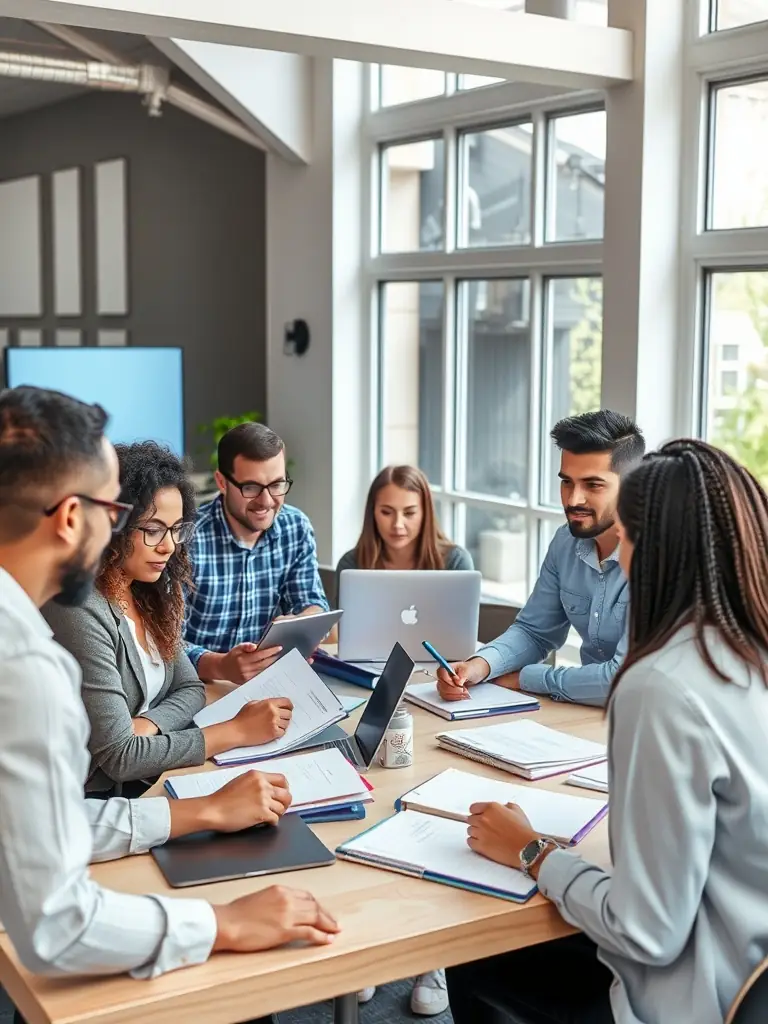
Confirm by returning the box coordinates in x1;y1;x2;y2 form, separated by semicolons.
233;697;294;745
435;657;491;701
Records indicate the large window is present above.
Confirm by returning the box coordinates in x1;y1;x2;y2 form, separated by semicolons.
379;281;444;485
371;90;606;603
703;271;768;485
708;79;768;230
709;0;768;32
690;14;768;490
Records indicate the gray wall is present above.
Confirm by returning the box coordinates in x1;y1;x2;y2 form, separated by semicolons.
0;90;267;466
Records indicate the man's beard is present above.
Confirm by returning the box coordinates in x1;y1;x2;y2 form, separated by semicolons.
224;493;277;534
565;509;616;540
52;540;101;607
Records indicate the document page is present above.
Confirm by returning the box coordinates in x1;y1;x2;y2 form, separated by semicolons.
401;768;607;842
567;761;609;793
342;811;534;899
167;748;369;810
405;681;538;716
193;648;345;761
445;720;606;768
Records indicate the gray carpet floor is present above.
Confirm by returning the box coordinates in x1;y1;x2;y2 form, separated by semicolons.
1;981;453;1023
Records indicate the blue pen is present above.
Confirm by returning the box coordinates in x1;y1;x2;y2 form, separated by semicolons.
422;641;471;698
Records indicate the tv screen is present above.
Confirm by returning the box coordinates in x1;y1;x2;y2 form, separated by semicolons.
4;347;185;456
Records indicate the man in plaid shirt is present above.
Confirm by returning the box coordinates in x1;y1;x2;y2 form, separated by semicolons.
185;422;328;684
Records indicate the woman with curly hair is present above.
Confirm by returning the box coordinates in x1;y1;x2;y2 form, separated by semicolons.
44;441;294;797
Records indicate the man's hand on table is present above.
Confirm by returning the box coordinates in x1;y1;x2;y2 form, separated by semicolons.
435;657;491;700
213;886;340;952
167;769;292;837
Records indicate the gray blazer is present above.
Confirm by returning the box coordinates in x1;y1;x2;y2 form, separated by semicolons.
43;590;207;792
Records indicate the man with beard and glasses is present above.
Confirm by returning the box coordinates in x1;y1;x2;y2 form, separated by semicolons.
437;411;645;707
185;422;328;685
0;387;338;1018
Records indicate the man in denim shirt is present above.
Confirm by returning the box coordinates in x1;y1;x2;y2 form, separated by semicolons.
438;411;645;707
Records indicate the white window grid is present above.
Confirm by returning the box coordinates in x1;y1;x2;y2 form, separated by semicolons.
363;68;605;600
678;4;768;438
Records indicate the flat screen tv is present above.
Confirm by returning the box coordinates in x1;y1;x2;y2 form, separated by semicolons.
4;346;185;456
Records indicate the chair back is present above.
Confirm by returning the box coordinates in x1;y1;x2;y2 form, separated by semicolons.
727;958;768;1024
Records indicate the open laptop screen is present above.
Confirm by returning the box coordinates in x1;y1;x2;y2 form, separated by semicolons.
354;643;414;766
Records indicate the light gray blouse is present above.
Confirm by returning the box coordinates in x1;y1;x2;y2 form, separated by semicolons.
539;624;768;1024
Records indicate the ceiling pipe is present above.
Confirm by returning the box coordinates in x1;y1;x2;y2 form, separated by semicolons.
33;21;268;151
0;50;168;111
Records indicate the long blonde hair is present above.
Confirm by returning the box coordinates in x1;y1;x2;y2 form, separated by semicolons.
354;465;450;570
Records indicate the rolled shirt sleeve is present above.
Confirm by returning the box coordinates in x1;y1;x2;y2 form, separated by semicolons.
0;649;216;978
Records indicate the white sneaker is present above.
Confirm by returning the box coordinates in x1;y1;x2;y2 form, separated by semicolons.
410;969;448;1016
357;987;376;1003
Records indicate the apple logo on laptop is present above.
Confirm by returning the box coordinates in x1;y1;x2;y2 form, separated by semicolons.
401;605;418;626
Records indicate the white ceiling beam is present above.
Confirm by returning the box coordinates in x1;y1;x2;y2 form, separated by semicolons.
0;0;635;90
152;39;312;164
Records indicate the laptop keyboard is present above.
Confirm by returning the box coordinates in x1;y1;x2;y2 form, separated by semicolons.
316;737;358;762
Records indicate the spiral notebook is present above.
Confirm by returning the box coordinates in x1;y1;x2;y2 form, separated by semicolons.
437;719;607;780
404;681;539;720
337;810;536;902
395;768;607;845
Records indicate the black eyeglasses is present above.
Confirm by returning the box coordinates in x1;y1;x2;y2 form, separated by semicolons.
222;471;293;500
136;521;196;548
44;494;134;534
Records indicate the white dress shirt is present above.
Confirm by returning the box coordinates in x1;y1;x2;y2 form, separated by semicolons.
125;615;166;714
0;568;217;978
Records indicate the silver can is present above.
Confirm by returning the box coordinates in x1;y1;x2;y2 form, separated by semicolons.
379;702;414;768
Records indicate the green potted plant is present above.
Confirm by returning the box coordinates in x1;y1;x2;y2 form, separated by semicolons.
197;411;263;475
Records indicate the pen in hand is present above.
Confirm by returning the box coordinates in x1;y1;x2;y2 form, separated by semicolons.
422;641;472;700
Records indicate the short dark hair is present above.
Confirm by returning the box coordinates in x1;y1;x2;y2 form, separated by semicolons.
550;410;645;475
0;386;108;537
218;422;285;477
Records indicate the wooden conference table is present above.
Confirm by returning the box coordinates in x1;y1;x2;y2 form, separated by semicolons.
0;664;609;1024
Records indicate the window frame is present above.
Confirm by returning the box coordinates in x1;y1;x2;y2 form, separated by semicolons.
366;74;605;602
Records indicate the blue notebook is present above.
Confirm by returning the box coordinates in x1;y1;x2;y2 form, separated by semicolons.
337;810;536;903
301;802;367;824
404;680;539;721
312;650;378;690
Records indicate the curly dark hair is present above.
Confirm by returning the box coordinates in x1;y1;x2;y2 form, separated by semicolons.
98;441;195;662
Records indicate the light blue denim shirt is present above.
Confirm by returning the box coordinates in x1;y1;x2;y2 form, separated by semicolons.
538;625;768;1024
476;524;628;706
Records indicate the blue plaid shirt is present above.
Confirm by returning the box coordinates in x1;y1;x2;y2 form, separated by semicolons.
184;497;329;667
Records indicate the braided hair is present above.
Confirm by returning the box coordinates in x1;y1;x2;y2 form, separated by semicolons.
98;441;195;662
612;439;768;696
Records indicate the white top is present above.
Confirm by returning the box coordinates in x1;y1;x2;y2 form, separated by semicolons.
124;615;166;714
539;624;768;1024
0;568;216;977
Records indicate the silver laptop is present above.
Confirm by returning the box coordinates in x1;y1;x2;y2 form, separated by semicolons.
338;569;482;664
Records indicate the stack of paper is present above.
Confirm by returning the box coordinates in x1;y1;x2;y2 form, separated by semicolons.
165;748;373;821
337;810;536;902
437;719;607;780
193;648;347;765
566;761;609;794
404;681;539;721
397;768;606;844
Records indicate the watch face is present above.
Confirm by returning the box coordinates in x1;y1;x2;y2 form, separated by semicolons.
521;838;542;868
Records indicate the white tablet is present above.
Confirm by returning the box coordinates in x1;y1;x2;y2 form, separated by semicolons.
257;609;343;662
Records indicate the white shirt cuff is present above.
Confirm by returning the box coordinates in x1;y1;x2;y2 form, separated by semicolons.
130;897;218;979
128;797;172;854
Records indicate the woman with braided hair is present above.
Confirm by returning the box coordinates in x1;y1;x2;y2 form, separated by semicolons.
446;438;768;1024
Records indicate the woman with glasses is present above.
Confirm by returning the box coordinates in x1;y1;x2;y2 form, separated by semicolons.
44;441;294;797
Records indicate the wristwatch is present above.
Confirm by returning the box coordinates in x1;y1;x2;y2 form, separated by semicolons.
519;836;560;876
